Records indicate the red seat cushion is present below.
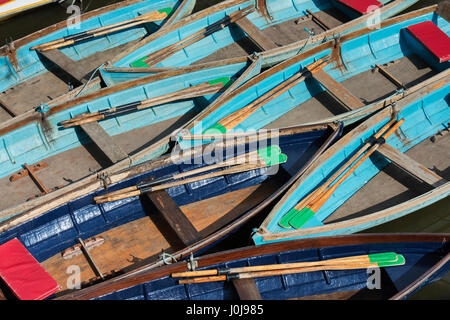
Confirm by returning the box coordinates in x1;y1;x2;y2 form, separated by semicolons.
336;0;383;14
0;239;59;300
406;21;450;63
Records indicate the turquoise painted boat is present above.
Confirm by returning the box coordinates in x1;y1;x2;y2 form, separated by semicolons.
176;4;449;150
0;0;196;119
253;81;449;245
101;0;420;85
0;4;447;223
0;56;262;217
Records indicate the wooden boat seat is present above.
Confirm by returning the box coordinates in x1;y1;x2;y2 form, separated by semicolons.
0;239;59;300
146;189;202;246
336;0;382;15
232;278;262;300
233;17;278;51
312;69;365;111
80;121;128;165
406;21;450;63
377;144;447;188
38;49;88;86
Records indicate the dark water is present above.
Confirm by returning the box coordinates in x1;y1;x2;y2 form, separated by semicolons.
0;0;448;299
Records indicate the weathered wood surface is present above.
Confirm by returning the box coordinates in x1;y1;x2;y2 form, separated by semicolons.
234;17;278;51
232;278;263;300
377;143;446;188
146;190;201;246
80;121;128;165
312;69;365;111
38;50;88;85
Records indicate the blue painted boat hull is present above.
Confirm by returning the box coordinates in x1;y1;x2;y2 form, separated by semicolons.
253;76;449;245
56;234;450;300
0;124;341;289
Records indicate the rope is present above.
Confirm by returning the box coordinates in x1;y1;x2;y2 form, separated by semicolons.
295;27;315;55
74;63;106;98
160;251;178;265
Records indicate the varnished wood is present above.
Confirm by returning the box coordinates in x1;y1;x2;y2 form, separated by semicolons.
80;121;128;165
146;190;201;246
377;143;446;187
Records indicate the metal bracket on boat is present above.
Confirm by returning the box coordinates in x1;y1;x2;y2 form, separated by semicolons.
36;103;50;113
186;253;198;271
97;171;112;190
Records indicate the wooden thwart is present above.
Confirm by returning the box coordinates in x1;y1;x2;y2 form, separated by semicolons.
375;64;405;89
0;98;17;118
312;69;365;111
38;50;88;86
377;144;446;188
80;121;128;165
146;190;201;246
234;17;278;51
232;278;262;300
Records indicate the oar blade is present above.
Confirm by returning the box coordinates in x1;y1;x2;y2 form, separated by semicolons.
288;206;316;229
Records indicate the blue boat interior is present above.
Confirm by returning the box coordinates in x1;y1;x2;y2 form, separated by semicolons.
0;0;190;93
180;9;449;152
92;240;449;300
254;77;449;244
112;0;410;70
0;125;337;289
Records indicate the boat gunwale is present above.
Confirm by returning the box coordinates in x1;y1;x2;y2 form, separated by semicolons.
55;232;450;300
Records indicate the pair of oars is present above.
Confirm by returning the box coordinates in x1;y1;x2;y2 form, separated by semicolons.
202;55;331;135
139;6;255;68
59;77;230;128
30;9;170;52
172;252;406;284
93;145;288;204
279;117;405;229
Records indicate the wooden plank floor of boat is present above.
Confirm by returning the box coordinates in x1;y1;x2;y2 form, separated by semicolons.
265;54;438;129
41;181;281;292
324;130;449;224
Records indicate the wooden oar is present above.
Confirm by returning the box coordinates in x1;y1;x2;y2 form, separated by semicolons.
202;56;331;135
278;116;397;228
288;118;405;229
94;150;264;200
31;10;169;51
172;252;400;278
177;254;406;284
94;145;287;203
60;77;230;128
139;6;255;67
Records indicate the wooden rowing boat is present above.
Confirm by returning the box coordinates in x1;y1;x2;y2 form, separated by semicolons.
0;4;447;228
0;57;261;217
102;0;420;84
0;0;196;119
51;233;449;300
176;4;449;147
0;123;341;296
253;78;449;244
0;0;55;22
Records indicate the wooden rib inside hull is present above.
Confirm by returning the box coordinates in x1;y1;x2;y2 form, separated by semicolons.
42;181;281;292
